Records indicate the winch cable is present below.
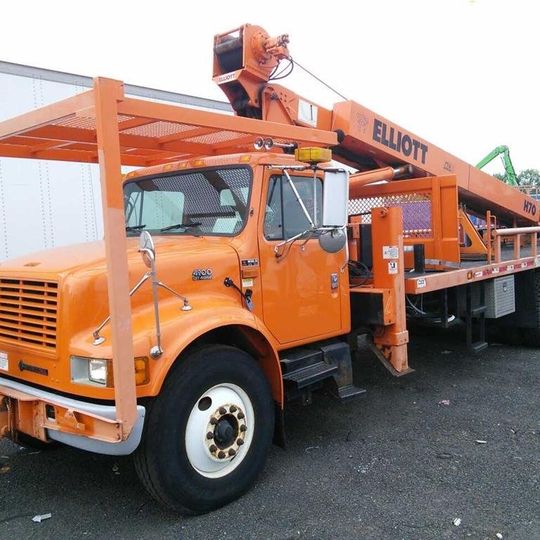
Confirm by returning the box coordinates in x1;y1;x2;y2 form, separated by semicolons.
292;58;348;101
268;55;348;101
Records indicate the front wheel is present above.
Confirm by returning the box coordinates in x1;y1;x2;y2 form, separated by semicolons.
134;345;274;514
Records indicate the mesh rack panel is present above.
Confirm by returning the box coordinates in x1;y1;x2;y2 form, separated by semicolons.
348;193;433;238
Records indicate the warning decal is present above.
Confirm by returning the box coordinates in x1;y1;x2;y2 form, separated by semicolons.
383;245;399;259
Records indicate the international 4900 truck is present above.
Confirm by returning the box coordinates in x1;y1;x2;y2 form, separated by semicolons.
0;24;539;513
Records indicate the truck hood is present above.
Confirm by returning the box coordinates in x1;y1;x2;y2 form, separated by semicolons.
0;235;243;395
0;235;242;347
0;236;237;277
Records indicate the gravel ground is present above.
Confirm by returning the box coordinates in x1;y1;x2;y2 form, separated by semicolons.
1;330;539;539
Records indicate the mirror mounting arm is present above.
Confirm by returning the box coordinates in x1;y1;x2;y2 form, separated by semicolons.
92;232;192;355
92;271;151;346
274;229;313;258
283;169;315;228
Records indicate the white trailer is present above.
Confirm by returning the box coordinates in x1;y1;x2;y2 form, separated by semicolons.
0;61;230;261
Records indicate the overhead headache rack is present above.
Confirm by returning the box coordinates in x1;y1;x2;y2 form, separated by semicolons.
0;78;336;167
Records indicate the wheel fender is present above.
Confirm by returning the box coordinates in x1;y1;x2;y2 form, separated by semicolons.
149;305;284;406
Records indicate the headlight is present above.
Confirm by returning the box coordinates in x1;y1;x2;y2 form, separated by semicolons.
70;356;112;387
88;359;108;385
70;356;149;387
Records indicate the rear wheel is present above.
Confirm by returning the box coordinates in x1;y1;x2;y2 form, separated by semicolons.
134;345;274;514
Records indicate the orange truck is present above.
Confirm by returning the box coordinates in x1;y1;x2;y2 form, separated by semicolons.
0;24;539;513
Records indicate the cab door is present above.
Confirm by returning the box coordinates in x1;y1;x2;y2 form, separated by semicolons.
258;170;344;344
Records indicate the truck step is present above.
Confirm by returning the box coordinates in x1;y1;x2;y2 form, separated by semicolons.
280;348;323;374
470;340;488;353
471;305;487;317
335;384;366;402
281;342;365;402
282;361;338;389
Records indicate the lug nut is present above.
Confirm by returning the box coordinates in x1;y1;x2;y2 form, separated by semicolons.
209;417;218;425
209;444;217;453
240;425;247;432
230;405;237;413
219;407;227;415
206;432;214;439
228;448;236;456
218;451;226;459
237;412;245;419
237;438;244;446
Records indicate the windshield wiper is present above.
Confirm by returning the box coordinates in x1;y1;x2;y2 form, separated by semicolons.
126;224;147;232
160;222;202;232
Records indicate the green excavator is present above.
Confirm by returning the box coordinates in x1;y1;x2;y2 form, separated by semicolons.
476;145;519;186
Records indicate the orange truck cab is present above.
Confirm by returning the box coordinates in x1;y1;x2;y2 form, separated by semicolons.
0;149;367;512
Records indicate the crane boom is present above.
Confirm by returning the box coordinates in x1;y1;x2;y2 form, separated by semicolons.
213;24;538;225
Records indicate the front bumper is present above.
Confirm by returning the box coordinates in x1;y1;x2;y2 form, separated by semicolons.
0;377;145;456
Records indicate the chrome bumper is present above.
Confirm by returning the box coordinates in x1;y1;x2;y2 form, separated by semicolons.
0;377;145;456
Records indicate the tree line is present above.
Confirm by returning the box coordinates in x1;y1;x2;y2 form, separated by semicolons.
494;169;540;186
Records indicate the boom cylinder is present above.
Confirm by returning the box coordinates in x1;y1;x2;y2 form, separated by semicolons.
349;165;412;198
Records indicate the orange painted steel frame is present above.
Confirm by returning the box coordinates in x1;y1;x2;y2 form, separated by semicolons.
370;207;409;374
405;255;540;295
94;79;138;436
459;209;488;258
351;176;461;268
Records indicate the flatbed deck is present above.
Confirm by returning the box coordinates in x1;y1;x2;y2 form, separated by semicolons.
405;243;540;294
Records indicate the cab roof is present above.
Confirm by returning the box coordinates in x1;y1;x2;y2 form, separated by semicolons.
123;152;307;182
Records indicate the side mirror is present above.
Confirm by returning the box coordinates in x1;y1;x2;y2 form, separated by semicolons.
139;231;156;268
322;169;349;228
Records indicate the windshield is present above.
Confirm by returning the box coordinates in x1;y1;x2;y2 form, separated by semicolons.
124;166;252;236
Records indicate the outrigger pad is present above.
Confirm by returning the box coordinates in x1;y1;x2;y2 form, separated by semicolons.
363;336;415;377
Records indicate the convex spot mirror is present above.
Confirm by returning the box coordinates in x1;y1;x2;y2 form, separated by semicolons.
322;169;349;228
319;228;347;253
139;231;156;268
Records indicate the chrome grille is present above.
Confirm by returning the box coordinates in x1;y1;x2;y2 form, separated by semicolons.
0;278;58;350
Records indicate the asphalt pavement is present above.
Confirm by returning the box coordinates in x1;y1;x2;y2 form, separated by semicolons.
1;328;539;539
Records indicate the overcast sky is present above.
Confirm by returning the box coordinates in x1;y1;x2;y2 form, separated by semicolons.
2;0;537;172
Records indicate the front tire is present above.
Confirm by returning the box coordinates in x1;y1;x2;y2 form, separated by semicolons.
134;345;274;514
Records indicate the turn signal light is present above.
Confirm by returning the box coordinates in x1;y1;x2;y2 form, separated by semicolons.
134;357;150;385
